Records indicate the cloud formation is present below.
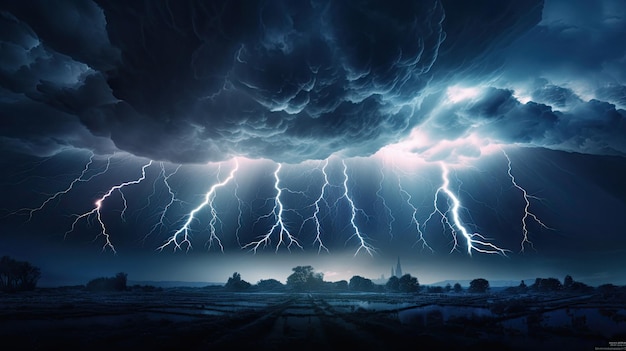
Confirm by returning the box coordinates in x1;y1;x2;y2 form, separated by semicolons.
1;0;625;164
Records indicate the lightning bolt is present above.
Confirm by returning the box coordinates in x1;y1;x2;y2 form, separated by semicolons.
502;149;551;252
243;163;303;253
424;162;509;256
143;162;183;243
13;152;112;221
376;165;396;239
157;160;239;253
396;174;434;252
65;160;153;254
299;159;331;254
340;160;376;256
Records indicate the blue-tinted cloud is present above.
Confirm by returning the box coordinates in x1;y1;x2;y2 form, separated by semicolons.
1;0;625;164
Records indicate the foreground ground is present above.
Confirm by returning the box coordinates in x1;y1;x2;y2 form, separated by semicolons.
1;287;625;350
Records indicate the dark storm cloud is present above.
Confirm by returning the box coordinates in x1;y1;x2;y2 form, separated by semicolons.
420;86;626;158
1;0;552;164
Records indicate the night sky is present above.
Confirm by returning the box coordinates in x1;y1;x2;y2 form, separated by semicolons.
1;0;626;287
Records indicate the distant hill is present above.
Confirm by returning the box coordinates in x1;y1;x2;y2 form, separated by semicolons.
128;280;223;288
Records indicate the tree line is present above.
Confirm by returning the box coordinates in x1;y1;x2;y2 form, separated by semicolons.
0;256;41;292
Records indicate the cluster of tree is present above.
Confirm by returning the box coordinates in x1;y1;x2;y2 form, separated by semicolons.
224;272;252;291
504;275;594;294
85;272;128;292
0;256;41;292
385;274;420;292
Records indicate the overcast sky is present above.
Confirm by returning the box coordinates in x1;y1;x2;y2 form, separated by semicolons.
1;0;625;287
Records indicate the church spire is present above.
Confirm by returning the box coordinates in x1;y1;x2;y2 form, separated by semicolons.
395;256;403;277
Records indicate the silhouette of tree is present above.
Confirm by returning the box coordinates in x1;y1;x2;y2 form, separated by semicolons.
86;272;128;291
531;277;562;292
445;283;452;292
386;275;399;292
286;266;323;291
224;272;251;291
398;274;419;293
349;275;376;291
564;275;574;289
468;278;490;293
0;256;41;292
453;282;463;293
255;279;284;291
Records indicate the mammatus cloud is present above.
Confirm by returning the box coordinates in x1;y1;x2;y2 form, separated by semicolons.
1;0;625;164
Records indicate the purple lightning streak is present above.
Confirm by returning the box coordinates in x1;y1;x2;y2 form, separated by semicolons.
157;160;239;253
376;165;396;239
502;149;552;252
243;163;304;253
340;160;376;257
299;159;331;254
142;162;182;243
424;163;509;256
13;152;112;221
65;160;153;254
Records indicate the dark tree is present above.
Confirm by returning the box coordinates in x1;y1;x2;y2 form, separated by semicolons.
114;272;127;291
0;256;41;292
255;279;284;291
349;275;376;291
531;277;562;292
563;275;574;289
386;276;399;292
398;274;419;293
468;278;490;293
286;266;323;291
224;272;251;291
453;282;463;293
444;283;452;292
86;272;129;291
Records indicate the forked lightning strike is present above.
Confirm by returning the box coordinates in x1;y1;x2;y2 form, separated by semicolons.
300;159;332;254
340;160;376;256
65;160;153;254
243;163;303;253
157;160;239;253
14;153;112;221
395;174;434;252
424;163;509;256
502;149;551;252
143;163;182;242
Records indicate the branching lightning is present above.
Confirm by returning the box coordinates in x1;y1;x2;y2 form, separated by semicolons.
424;162;509;256
299;159;332;254
340;160;376;256
143;162;183;242
157;160;239;253
395;174;434;252
242;163;303;253
13;152;112;221
65;160;153;254
502;149;551;252
376;165;396;239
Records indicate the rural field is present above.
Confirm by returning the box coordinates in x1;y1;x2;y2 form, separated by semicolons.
1;287;625;350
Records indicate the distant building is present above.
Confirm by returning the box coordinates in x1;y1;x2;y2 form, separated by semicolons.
391;257;403;278
395;256;403;277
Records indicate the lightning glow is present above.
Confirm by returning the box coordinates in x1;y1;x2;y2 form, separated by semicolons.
242;163;303;253
65;160;153;254
424;162;509;256
157;160;239;253
340;160;376;257
502;149;551;252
